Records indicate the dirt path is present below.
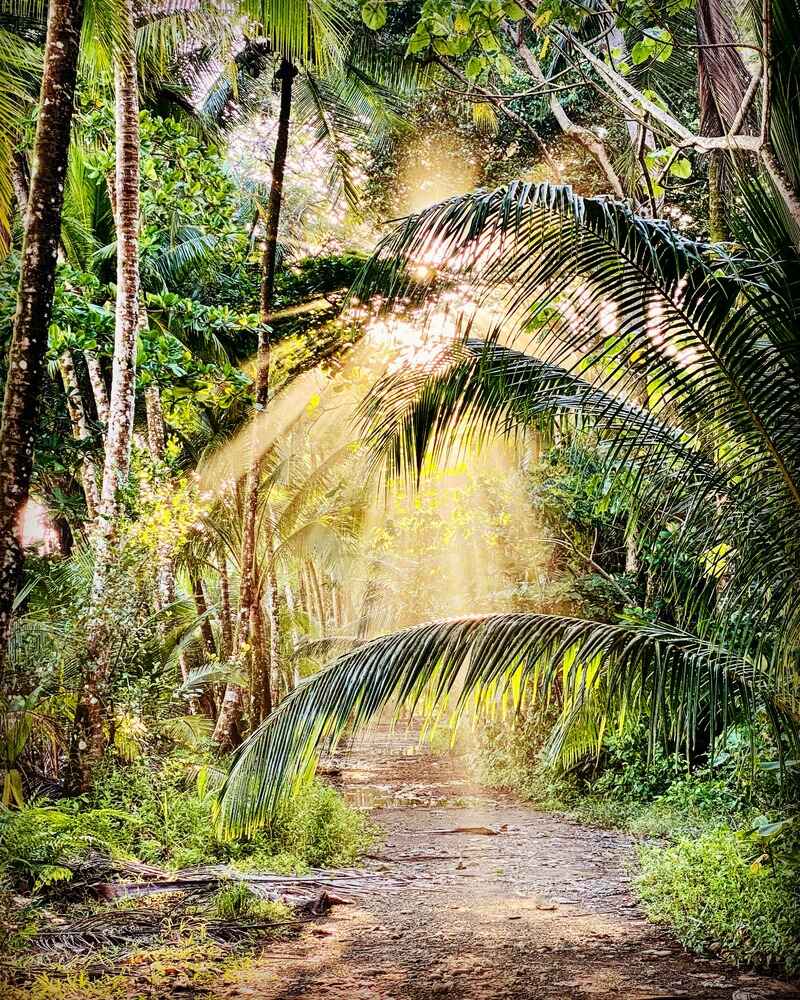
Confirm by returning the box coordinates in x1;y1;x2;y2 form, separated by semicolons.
224;728;798;1000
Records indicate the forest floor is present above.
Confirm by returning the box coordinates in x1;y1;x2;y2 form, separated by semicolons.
220;727;800;1000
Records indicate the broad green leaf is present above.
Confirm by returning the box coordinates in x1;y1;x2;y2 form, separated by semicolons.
670;157;692;179
361;0;387;30
505;0;527;19
407;26;431;54
465;56;485;82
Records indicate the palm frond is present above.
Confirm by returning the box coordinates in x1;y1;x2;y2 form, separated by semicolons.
217;612;793;834
355;181;800;665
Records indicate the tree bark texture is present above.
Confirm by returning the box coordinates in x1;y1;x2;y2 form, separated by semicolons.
84;351;110;431
70;0;140;790
0;0;84;655
59;350;101;521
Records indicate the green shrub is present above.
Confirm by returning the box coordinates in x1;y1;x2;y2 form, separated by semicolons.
629;776;741;839
0;753;374;894
0;804;138;891
227;782;375;871
637;828;800;974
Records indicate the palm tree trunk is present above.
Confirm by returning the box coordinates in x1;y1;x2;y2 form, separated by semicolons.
0;0;84;656
69;0;140;790
191;572;217;656
10;151;29;214
264;535;281;704
84;351;110;433
59;350;101;521
218;548;233;660
283;579;300;690
214;58;297;749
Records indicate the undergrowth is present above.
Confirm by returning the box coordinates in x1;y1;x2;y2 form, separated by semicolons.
0;752;374;894
0;752;372;998
478;712;800;974
637;829;800;974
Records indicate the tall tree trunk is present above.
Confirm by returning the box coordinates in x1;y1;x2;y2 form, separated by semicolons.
84;351;110;433
10;151;30;215
214;58;296;749
0;0;84;655
264;518;281;704
144;385;178;609
283;579;300;690
191;572;217;657
69;0;140;790
59;350;101;521
696;0;752;240
218;547;233;660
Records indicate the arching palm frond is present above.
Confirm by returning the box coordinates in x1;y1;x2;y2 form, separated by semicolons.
217;178;800;832
217;611;793;835
357;183;800;659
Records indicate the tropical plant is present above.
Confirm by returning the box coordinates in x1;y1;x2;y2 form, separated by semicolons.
215;0;800;831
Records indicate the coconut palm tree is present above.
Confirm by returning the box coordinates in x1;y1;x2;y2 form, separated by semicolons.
215;0;800;834
207;13;426;746
0;0;85;656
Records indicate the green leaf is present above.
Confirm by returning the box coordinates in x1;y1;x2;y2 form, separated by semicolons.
505;0;527;19
407;26;432;54
454;11;471;32
669;157;692;179
496;53;516;83
361;0;387;30
465;56;485;82
631;40;652;65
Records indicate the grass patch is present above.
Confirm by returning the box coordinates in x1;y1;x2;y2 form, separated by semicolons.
637;828;800;974
0;755;374;893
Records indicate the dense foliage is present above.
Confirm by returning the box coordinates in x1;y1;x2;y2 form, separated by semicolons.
1;0;799;989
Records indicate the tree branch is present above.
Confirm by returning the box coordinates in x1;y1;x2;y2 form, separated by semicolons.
432;54;563;178
505;24;625;198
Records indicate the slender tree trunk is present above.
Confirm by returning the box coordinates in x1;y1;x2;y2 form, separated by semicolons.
251;594;272;725
218;548;233;660
191;572;217;656
10;151;30;214
214;58;297;749
264;528;281;704
84;351;110;433
69;0;140;790
144;385;178;611
696;0;751;241
0;0;84;656
59;350;101;521
283;579;300;690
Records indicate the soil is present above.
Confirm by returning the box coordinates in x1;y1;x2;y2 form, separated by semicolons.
223;727;800;1000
